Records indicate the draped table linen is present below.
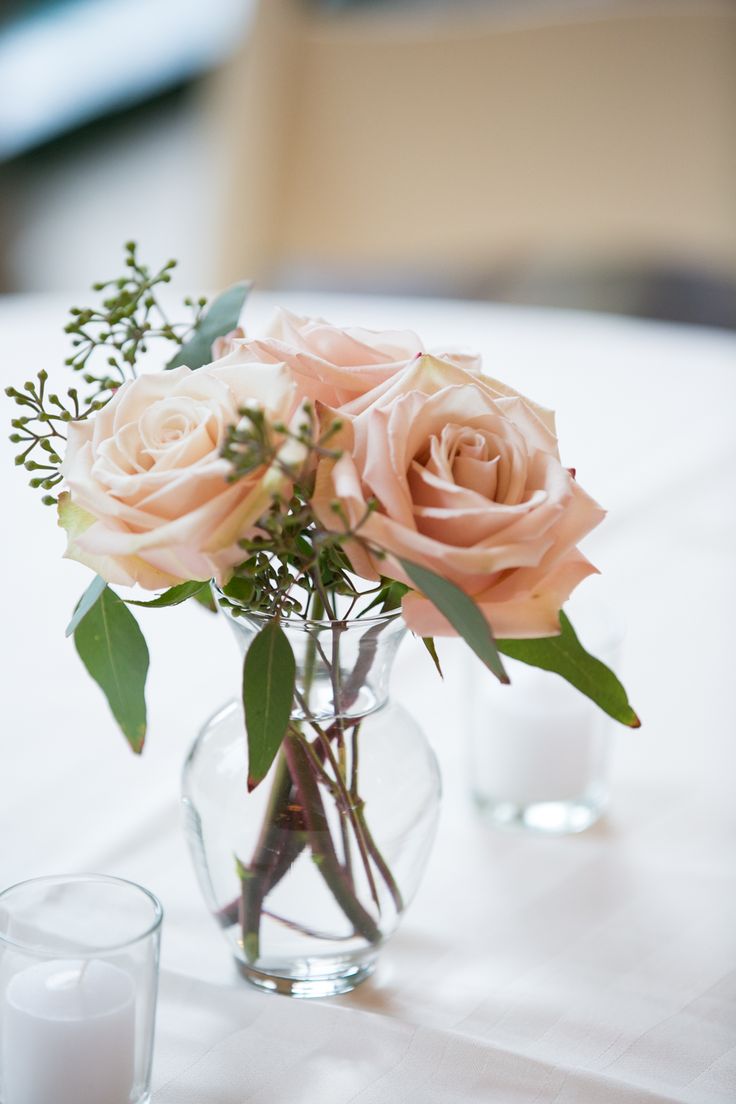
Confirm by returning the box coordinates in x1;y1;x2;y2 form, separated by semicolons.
1;293;734;1103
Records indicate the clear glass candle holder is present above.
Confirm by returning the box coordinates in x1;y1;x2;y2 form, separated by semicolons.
467;588;625;834
0;874;162;1104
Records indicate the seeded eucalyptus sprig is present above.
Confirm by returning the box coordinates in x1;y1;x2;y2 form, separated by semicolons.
218;406;390;621
221;403;344;487
64;241;205;402
222;500;377;620
6;243;191;503
7;372;107;504
6;243;247;505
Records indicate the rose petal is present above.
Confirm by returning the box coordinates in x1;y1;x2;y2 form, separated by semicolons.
402;551;599;639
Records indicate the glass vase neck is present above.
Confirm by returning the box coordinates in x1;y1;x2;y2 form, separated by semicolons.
224;609;406;722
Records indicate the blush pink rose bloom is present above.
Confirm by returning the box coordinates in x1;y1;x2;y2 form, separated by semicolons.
211;326;245;360
59;356;302;590
313;355;605;639
214;308;480;408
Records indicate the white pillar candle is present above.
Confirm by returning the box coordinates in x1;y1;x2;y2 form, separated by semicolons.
2;958;135;1104
474;684;603;805
470;641;616;806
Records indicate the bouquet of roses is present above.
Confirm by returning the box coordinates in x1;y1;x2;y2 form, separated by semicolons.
7;245;638;973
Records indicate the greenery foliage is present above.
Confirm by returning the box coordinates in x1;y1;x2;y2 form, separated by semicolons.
7;244;639;764
73;584;149;753
498;611;640;727
5;243;245;505
6;245;641;964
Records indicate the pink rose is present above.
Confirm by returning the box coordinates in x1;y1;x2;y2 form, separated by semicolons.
59;356;301;589
220;309;481;408
314;355;604;639
211;326;245;360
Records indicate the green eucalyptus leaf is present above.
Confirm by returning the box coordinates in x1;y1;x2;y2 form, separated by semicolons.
498;610;640;728
221;577;255;605
125;580;209;608
66;574;106;638
166;281;251;370
243;621;296;792
421;636;443;679
360;579;409;617
192;585;218;613
74;586;149;752
380;579;410;613
398;558;509;683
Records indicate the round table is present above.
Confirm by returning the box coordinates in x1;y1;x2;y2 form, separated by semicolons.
1;292;734;1103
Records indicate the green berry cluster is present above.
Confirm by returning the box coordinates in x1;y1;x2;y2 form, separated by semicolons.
63;241;202;400
6;243;202;503
6;371;106;504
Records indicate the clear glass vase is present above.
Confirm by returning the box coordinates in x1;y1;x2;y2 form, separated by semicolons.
182;611;441;998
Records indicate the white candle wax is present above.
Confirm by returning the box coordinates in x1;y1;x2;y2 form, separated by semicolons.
477;696;600;805
2;958;135;1104
473;661;607;806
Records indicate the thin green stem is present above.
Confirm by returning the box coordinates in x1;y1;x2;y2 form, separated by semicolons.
313;719;381;911
349;723;360;800
240;752;294;962
311;567;337;621
291;680;376;906
355;801;404;914
349;722;404;913
282;730;381;945
301;590;324;713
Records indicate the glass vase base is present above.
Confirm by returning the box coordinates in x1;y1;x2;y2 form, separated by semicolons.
476;795;605;835
238;956;377;999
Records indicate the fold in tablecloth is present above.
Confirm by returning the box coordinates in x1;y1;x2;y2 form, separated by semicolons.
151;973;692;1104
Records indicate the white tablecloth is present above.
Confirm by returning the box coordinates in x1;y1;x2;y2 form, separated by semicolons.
1;293;735;1103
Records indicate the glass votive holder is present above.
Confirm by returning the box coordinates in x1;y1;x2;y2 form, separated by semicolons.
467;588;625;834
0;874;162;1104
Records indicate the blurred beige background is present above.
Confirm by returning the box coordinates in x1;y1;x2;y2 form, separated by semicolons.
1;0;734;326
